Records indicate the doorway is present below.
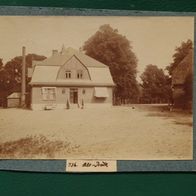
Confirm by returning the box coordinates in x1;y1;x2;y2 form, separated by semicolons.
70;88;78;104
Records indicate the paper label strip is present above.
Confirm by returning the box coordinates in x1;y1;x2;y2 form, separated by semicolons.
66;160;117;172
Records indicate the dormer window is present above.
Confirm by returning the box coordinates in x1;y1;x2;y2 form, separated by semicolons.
77;70;83;79
65;70;71;78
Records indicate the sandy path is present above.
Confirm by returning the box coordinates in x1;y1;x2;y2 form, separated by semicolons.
0;105;193;160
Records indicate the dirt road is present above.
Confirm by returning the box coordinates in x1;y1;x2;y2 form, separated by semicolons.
0;105;193;160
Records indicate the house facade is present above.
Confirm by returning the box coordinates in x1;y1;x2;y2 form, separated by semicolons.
30;47;115;110
171;49;193;108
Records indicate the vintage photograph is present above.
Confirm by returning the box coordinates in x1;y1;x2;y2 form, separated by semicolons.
0;16;194;160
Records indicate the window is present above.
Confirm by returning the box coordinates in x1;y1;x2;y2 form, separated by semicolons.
42;87;56;100
65;70;71;78
77;70;83;79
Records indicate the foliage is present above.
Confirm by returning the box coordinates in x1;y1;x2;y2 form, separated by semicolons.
0;134;80;158
167;39;193;75
0;58;3;70
66;99;70;109
141;64;172;101
81;99;84;109
0;54;46;94
82;24;139;100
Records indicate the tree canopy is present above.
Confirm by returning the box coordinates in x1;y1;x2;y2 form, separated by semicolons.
167;39;193;75
0;54;46;93
82;24;139;101
0;58;3;70
141;64;172;101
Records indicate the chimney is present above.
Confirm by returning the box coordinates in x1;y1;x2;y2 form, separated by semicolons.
52;49;58;56
21;46;26;107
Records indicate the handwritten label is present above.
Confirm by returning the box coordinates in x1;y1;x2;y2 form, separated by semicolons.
66;160;117;172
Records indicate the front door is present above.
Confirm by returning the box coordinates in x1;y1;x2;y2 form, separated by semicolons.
70;88;78;104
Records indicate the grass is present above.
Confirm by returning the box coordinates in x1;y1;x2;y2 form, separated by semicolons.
144;105;193;128
0;134;80;159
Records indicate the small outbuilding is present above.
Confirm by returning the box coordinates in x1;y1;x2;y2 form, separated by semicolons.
7;92;21;108
171;49;193;108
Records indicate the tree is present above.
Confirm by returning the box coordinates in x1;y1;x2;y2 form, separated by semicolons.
0;58;3;70
0;53;46;103
82;24;139;102
0;58;13;93
2;54;46;93
167;39;193;75
141;64;172;102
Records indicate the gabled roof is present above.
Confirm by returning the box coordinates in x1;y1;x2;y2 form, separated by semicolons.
172;49;193;85
73;52;107;68
7;92;21;99
31;66;59;83
30;47;115;86
37;47;107;68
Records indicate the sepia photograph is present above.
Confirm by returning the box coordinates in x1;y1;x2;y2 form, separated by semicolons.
0;16;194;160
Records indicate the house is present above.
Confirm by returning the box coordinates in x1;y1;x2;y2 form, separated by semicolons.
29;46;115;110
171;49;193;108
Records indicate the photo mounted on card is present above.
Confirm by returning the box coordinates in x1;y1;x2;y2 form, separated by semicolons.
0;7;194;172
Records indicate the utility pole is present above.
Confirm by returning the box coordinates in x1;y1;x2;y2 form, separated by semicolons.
21;46;26;107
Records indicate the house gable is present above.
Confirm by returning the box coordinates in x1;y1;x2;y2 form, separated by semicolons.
172;49;193;85
30;47;115;86
57;55;91;80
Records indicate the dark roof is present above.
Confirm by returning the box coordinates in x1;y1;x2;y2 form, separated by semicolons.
172;49;193;85
37;47;107;68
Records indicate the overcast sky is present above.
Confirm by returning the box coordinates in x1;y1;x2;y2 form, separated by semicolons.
0;16;194;78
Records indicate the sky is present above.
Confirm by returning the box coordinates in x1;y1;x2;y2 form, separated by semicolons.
0;16;194;79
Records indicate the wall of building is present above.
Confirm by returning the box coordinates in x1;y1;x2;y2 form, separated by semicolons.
172;85;185;107
7;98;20;108
57;56;90;80
31;86;113;110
